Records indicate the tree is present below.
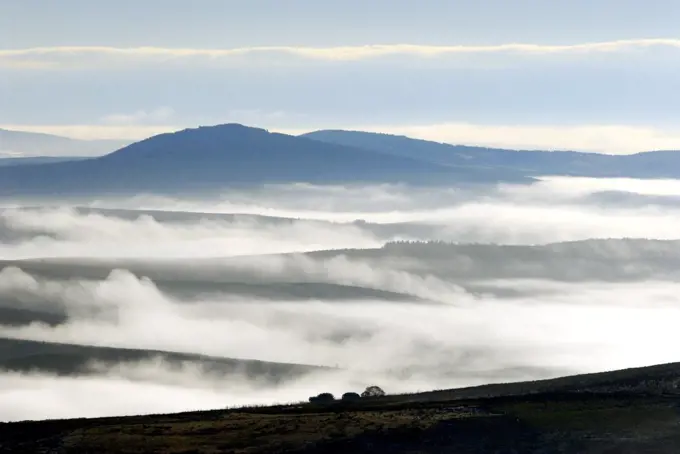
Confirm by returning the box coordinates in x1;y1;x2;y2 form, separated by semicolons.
361;385;385;398
309;392;335;404
341;392;361;402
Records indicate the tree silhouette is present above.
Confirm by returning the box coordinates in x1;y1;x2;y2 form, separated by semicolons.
361;385;385;398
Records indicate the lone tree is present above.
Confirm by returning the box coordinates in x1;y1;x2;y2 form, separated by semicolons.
361;385;386;398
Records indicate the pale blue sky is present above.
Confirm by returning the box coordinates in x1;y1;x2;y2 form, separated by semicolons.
5;0;679;47
3;0;680;153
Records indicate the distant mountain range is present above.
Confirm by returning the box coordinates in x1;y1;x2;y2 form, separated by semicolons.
0;128;130;158
0;124;532;196
2;124;680;196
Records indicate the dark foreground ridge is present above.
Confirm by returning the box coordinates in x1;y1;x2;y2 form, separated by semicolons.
4;362;680;453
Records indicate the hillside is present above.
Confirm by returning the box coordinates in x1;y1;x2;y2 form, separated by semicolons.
0;337;325;381
4;361;680;453
0;124;533;196
303;129;680;178
280;238;680;284
0;128;129;158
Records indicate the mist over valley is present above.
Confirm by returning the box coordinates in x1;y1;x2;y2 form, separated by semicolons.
2;152;680;421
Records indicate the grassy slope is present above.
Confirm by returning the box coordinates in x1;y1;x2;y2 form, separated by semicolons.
4;362;680;453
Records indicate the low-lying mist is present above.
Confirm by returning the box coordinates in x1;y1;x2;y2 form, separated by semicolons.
3;177;680;421
7;177;680;260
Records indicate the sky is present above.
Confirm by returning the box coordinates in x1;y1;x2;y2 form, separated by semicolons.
3;0;680;153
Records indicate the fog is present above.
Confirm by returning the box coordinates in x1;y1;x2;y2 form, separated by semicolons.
0;207;383;259
3;177;680;421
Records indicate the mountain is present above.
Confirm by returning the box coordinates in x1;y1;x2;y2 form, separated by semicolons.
302;130;680;178
0;128;130;158
6;127;680;197
0;124;533;196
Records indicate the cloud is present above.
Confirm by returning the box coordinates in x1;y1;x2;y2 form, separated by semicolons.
4;263;680;420
0;363;364;421
0;124;178;141
0;369;247;421
7;179;680;261
0;206;383;260
3;39;680;69
1;266;677;372
100;107;175;125
0;150;25;158
63;179;680;242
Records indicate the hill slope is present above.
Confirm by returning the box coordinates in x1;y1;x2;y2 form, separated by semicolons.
4;362;680;453
0;124;533;196
303;129;680;178
0;337;325;380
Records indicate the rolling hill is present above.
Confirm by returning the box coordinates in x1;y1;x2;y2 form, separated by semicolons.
0;337;325;380
0;124;533;196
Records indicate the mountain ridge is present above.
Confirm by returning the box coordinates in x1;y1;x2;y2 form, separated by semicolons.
302;129;680;178
0;124;533;196
7;123;680;197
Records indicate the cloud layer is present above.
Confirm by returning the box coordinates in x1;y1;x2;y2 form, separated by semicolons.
4;39;680;69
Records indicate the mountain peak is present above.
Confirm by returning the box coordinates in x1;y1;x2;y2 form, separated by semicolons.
186;123;269;135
